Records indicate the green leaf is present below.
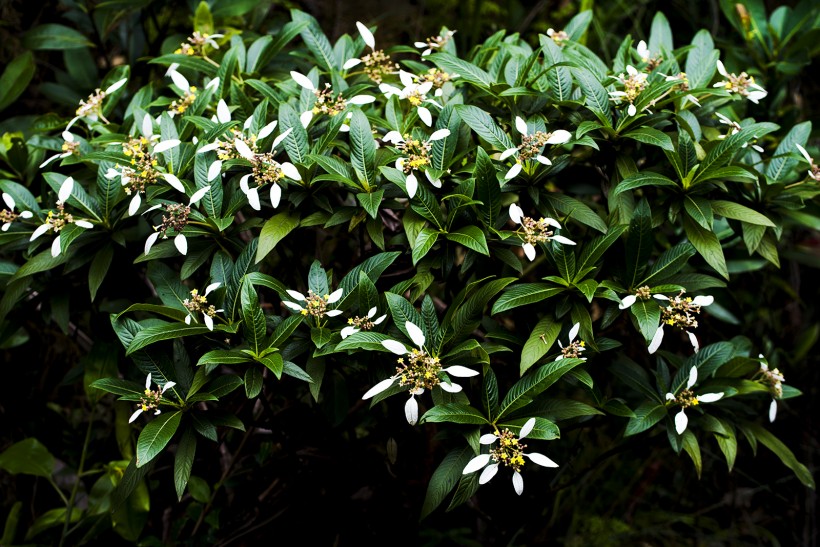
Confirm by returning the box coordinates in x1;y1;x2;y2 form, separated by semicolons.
681;429;702;478
126;324;224;355
291;9;336;71
257;212;299;263
412;228;439;265
685;30;719;89
310;327;333;348
196;349;253;367
711;200;775;227
572;67;611;120
349;109;377;190
241;279;266;355
498;358;585;419
260;353;284;379
429;53;493;88
492;284;564;314
683;195;713;230
174;428;196;501
446;226;489;255
624;403;667;436
520;316;561;375
244;367;263;398
693;122;779;185
193;1;214;34
24;24;92;50
278;103;309;163
497;417;560;440
356;190;383;218
88;245;114;302
136;411;182;467
420;403;489;425
741;423;814;488
625;199;652;288
334;331;390;352
474;147;501;228
765;121;811;183
420;446;474;521
683;215;728;280
612;171;678;196
0;51;35;112
0;438;55;478
623;128;674;152
455;105;515;151
640;242;696;286
630;298;661;341
648;11;673;53
540;35;573;102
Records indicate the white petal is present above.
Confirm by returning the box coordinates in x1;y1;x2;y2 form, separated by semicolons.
417;81;434;95
568;322;580;343
505;163;522;180
551;235;576;246
58;177;74;202
348;95;376;105
39;154;62;168
205;77;220;90
327;288;344;303
197;142;220;154
627;103;637;116
174;233;188;255
536;155;552;165
429;128;451;141
286;290;306;301
626;65;638;76
463;454;491;474
666;392;676;401
204;314;214;331
356;21;375;49
234;138;255;160
406;173;418;198
154;139;180;154
367;306;378;318
205;282;221;295
128;193;141;216
1;194;12;209
526;452;559;468
207;161;222;181
216;100;231;124
523;242;536;261
675;409;688;435
512;471;524;495
479;434;498;445
546;129;572;144
271;127;293;150
270;183;282;208
439;381;462;393
381;339;408;355
653;294;670;301
405;320;426;348
170;70;190;93
30;223;50;241
362;377;396;399
341;326;359;339
519;417;536;439
499;147;518;160
716;60;728;77
239;174;252;194
417;106;432;127
692;295;714;306
374;314;387;325
258;121;278;140
103;78;127;95
688;331;700;353
405;396;419;425
283;301;304;312
162;173;185;193
687;366;698;389
300;110;314;128
325;309;343;317
619;295;637;309
73;220;92;230
637;40;649;58
383;130;402;144
189;185;211;205
280;162;301;181
399;70;414;87
769;399;777;422
796;144;812;164
509;203;524;224
19;211;33;219
379;84;402;97
290;71;316;90
343;58;362;69
247;188;261;210
128;409;143;423
648;325;664;353
442;365;479;378
698;392;723;403
515;116;528;135
51;234;62;257
479;463;499;484
160;381;176;394
185;314;192;324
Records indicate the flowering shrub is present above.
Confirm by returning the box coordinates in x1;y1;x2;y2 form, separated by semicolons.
0;2;817;543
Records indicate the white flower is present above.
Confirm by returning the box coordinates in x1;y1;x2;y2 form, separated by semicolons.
665;366;724;434
340;306;387;338
714;60;767;104
555;322;586;361
716;113;763;152
379;71;441;127
362;320;479;425
758;354;785;423
795;144;820;181
342;21;378;70
29;178;94;257
648;292;713;354
383;128;450;197
128;373;176;423
462;418;558;495
1;193;34;231
183;283;223;331
283;287;344;319
39;131;79;168
508;202;574;261
290;71;375;127
637;40;651;63
499;117;571;180
618;286;669;309
609;65;648;117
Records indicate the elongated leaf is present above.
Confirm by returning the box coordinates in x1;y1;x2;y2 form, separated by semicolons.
711;200;775;226
0;51;35;112
474;147;500;228
492;284;564;314
420;446;474;520
683;215;728;280
520;316;561;375
420;403;489;425
498;358;584;418
136;411;182;467
0;438;55;478
428;53;493;88
257;212;299;263
349;109;377;190
174;428;196;500
540;36;573;102
127;324;216;355
446;226;489;255
241;279;266;355
455;105;514;151
624;403;667;436
612;172;678;196
624;128;674;152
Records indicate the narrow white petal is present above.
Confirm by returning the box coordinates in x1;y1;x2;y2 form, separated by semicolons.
519;417;536;439
300;110;314;128
204;314;214;331
675;409;688;435
666;392;676;401
692;295;714;306
769;399;777;422
234;138;255;160
325;309;343;317
74;220;93;229
526;452;559;467
383;131;402;144
348;95;376;105
429;128;451;141
536;155;552;165
3;193;17;209
197;142;220;154
379;84;402;97
687;366;698;389
381;339;408;355
128;193;141;216
51;235;62;257
362;377;396;399
568;322;580;343
217;100;231;124
290;71;316;90
247;188;261;211
406;173;418;198
280;162;301;180
104;78;127;94
286;290;306;301
405;396;419;425
341;326;359;339
417;106;432;127
796;144;812;164
162;173;185;193
509;203;524;224
619;295;637;309
653;294;670;301
688;331;700;353
170;71;190;93
716;59;728;77
505;163;522;180
327;288;344;303
627;103;637;116
174;233;188;255
185;315;192;325
356;21;375;49
19;211;33;219
546;129;572;144
551;234;576;246
271;127;293;150
58;177;74;202
442;365;479;378
189;185;211;205
698;392;723;403
417;81;434;95
367;307;377;318
479;434;498;445
343;58;361;69
207;161;222;181
283;301;304;312
239;174;252;194
205;282;221;295
648;325;664;353
160;381;176;394
463;454;491;474
270;183;282;208
205;77;220;90
512;471;524;495
374;314;387;325
499;147;518;161
439;381;462;393
153;139;180;154
405;321;426;348
399;70;414;87
523;242;536;261
39;154;62;168
31;223;50;241
258;121;278;140
479;463;499;484
128;409;143;423
637;40;649;58
514;116;528;135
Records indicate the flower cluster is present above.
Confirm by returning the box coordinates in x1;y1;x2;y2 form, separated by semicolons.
714;60;767;104
500;117;571;180
1;193;33;231
716;113;764;152
648;291;714;354
757;354;785;422
619;285;670;309
665;366;723;434
30;178;94;257
508;203;575;261
174;31;223;56
383;129;450;197
144;203;190;255
284;288;344;320
556;323;586;360
416;68;453;95
546;28;569;45
414;29;456;56
341;307;387;338
609;65;648;116
343;22;399;84
183;283;222;331
636;40;662;71
380;70;440;126
129;373;176;423
290;71;375;127
796;144;820;182
68;78;127;128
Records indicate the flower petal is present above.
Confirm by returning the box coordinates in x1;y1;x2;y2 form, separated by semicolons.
523;242;536;261
505;162;522;180
325;309;343;317
547;129;572;144
429;128;451;141
479;463;499;484
769;399;777;422
687;331;700;353
716;59;728;76
526;452;559;468
405;320;426;348
675;409;688;435
204;314;214;331
439;381;462;393
270;183;282;208
162;173;186;193
381;339;408;355
280;162;301;181
197;142;220;154
189;185;211;205
698;392;723;403
327;288;344;303
479;433;498;445
348;94;376;105
406;172;418;198
442;365;479;378
687;366;698;389
536;155;552;165
169;70;190;93
692;295;714;306
509;203;524;224
144;232;160;255
568;322;580;343
31;223;50;241
519;417;536;439
104;78;127;95
405;396;419;425
417;106;432;127
356;21;376;49
217;99;231;124
128;193;141;216
796;143;812;164
174;233;187;255
247;187;261;211
205;282;221;295
286;290;306;301
499;147;518;160
74;220;93;229
234;138;255;160
300;110;314;128
207;160;223;182
128;409;143;423
512;471;524;495
619;295;637;309
627;103;637;116
154;139;180;153
272;127;293;150
290;70;316;90
341;326;359;339
551;235;576;246
51;234;62;257
362;377;396;399
258;121;278;140
58;177;74;202
648;325;664;354
463;454;491;474
283;301;304;312
343;58;362;70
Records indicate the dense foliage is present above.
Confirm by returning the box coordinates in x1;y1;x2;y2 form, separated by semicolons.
1;1;818;544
